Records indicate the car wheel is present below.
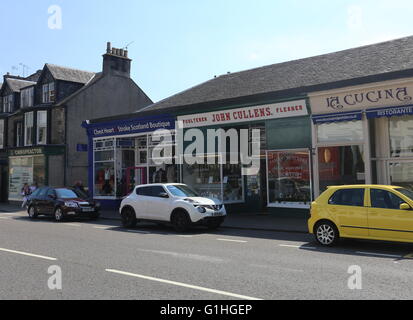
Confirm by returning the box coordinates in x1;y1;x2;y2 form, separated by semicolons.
172;210;191;233
315;221;339;246
54;208;65;222
28;206;38;219
121;207;137;228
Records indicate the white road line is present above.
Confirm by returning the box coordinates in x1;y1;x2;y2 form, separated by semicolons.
126;230;151;234
0;217;11;220
105;269;262;300
93;226;112;230
177;235;194;238
217;238;247;243
63;223;82;227
279;244;317;250
356;251;402;259
0;248;57;261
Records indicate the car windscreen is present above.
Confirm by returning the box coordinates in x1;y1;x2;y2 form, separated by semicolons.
167;185;199;197
55;189;79;199
396;188;413;201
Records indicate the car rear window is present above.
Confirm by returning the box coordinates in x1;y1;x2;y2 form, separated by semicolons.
328;189;365;207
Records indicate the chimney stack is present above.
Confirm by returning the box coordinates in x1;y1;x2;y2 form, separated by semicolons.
102;41;132;78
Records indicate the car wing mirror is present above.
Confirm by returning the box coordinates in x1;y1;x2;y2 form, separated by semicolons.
400;203;411;210
159;192;169;198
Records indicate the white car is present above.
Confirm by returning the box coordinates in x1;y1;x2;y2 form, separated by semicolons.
119;183;227;232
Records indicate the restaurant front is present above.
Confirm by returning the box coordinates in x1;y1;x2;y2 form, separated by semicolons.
310;78;413;197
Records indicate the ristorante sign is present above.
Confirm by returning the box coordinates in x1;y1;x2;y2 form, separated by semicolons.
177;100;308;128
310;80;413;114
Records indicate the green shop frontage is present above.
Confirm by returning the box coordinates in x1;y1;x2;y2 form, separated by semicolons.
176;98;313;216
8;146;65;202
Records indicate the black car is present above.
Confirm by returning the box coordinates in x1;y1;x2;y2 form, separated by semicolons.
27;187;100;222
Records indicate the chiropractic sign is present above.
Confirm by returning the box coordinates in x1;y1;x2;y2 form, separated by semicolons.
310;80;413;115
177;100;308;128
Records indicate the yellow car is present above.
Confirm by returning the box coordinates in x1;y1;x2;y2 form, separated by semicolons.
308;185;413;246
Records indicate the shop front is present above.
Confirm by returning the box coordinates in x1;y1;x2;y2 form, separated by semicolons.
8;146;65;201
310;78;413;197
177;99;312;214
83;115;176;209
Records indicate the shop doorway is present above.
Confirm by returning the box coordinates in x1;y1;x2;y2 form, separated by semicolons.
125;167;147;195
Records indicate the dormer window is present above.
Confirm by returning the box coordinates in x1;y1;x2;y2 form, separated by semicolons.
3;94;14;113
21;87;34;108
42;82;55;103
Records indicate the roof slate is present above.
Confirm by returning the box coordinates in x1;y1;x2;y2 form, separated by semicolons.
147;36;413;111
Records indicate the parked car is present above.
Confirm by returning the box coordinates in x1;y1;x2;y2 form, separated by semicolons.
27;187;101;222
308;184;413;246
120;183;227;232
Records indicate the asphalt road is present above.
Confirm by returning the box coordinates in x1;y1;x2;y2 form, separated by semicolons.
1;210;413;300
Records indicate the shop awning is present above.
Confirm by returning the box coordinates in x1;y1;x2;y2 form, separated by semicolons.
312;111;362;124
366;105;413;119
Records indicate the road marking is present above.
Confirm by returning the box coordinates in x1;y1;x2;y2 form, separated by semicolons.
279;244;317;250
0;248;57;261
356;251;402;259
63;223;82;227
93;226;111;230
126;230;151;234
177;235;194;238
0;217;11;220
216;238;247;243
105;269;262;300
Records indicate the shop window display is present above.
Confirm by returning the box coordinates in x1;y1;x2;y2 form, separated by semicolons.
318;146;365;192
94;139;115;197
389;116;413;158
267;151;311;207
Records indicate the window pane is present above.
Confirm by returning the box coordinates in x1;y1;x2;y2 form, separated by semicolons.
37;111;47;145
0;120;4;149
389;162;413;190
318;146;365;192
329;189;365;207
389;115;413;157
317;121;363;143
94;163;115;196
371;189;405;209
267;151;311;205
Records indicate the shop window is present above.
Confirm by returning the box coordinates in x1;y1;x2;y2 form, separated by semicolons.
389;162;413;190
267;150;311;208
318;146;365;192
37;111;48;145
223;162;244;203
317;121;363;143
389;115;413;158
94;138;115;197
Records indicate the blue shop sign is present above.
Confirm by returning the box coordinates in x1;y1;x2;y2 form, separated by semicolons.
366;104;413;119
83;116;175;138
312;111;362;124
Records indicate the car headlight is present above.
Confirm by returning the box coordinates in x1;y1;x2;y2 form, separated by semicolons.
64;201;79;208
197;206;207;214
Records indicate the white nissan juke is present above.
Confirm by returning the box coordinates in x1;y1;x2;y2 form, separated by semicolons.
119;184;227;232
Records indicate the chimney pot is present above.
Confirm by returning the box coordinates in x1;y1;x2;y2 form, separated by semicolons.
107;42;112;54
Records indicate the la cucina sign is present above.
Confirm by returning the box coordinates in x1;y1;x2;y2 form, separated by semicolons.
310;80;413;114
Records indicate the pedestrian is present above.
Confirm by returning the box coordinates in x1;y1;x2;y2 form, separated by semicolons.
73;180;87;196
30;182;38;194
21;183;31;208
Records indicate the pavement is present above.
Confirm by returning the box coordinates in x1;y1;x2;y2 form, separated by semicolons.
0;202;310;233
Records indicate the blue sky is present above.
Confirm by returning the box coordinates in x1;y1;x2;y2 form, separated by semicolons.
1;0;413;102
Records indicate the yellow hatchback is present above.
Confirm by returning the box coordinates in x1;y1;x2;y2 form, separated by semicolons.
308;185;413;246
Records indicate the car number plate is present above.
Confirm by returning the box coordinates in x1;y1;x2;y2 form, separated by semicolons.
82;208;94;212
212;212;222;217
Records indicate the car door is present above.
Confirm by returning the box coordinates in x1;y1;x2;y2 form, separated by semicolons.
368;188;413;241
133;186;152;219
44;188;57;215
146;186;171;221
327;188;369;237
35;187;49;213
